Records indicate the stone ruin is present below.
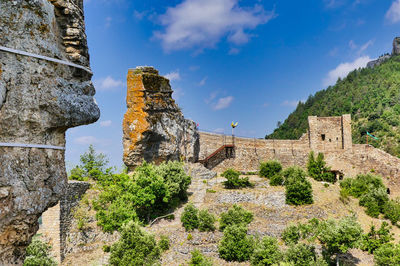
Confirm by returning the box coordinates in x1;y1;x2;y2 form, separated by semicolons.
123;67;199;172
0;0;99;264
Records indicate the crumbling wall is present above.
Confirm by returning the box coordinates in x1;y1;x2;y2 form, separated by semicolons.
0;0;99;264
123;67;199;171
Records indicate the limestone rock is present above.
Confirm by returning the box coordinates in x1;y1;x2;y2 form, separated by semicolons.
393;37;400;55
123;67;199;171
0;0;99;264
184;163;217;180
367;54;391;68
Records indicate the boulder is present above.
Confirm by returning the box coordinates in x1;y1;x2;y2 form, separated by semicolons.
123;67;199;171
393;37;400;55
0;0;99;264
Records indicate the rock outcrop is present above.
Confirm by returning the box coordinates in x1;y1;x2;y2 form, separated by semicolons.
368;37;400;68
123;67;199;171
0;0;99;264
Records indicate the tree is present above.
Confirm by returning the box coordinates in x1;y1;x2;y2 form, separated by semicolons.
198;209;216;232
374;243;400;266
360;222;394;254
222;168;252;189
218;225;255;262
259;161;282;178
251;236;282;266
189;249;213;266
307;151;336;183
109;221;161;266
284;167;313;205
219;205;253;231
23;238;57;266
318;216;363;265
285;243;317;266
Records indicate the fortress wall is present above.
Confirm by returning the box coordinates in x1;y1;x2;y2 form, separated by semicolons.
199;132;311;172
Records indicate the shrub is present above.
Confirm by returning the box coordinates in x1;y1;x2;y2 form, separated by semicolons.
187;233;193;240
285;243;316;266
109;221;161;266
222;168;253;189
340;174;385;198
218;225;255;262
69;166;87;181
374;243;400;266
282;225;301;245
339;189;350;204
219;205;253;231
270;173;284;186
198;209;216;232
259;161;282;178
156;160;191;201
383;199;400;225
360;222;393;254
251;236;282;266
189;249;213;266
158;235;170;251
284;167;313;205
359;187;389;218
181;203;199;231
23;238;57;266
307;152;336;183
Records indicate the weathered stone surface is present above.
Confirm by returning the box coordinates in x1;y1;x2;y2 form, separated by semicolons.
393;37;400;55
184;163;217;180
0;0;99;264
123;67;199;171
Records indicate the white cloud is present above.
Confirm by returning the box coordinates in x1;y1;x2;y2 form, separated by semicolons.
349;39;374;55
173;87;184;100
154;0;276;52
74;136;100;145
205;91;218;104
323;56;371;86
133;10;146;20
214;128;225;133
100;120;112;127
324;0;344;8
213;96;234;110
198;77;207;86
229;48;240;55
281;100;300;107
105;16;112;28
164;70;181;81
94;76;124;91
386;0;400;23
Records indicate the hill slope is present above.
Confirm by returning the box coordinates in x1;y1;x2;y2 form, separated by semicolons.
266;54;400;157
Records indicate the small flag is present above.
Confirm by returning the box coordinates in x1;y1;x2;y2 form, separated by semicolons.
367;132;379;140
231;122;238;128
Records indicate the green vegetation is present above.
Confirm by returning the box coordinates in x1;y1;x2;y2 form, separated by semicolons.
218;224;255;262
181;203;216;232
339;174;398;222
219;204;253;231
94;160;191;232
360;222;394;254
283;167;313;205
251;236;282;266
307;151;336;183
285;243;317;266
221;168;253;189
23;238;57;266
189;249;213;266
109;221;161;266
158;235;170;251
265;55;400;158
374;243;400;266
259;161;282;178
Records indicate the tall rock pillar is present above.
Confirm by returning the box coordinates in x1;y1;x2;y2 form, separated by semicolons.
123;67;199;172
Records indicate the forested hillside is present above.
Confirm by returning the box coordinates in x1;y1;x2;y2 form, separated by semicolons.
266;55;400;157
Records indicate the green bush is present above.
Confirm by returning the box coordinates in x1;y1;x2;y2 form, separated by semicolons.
218;225;255;262
269;173;284;186
23;238;57;266
109;221;161;266
282;219;321;245
282;225;301;245
181;203;199;231
359;187;389;218
307;151;336;183
94;161;191;232
219;205;253;231
285;243;316;266
251;236;282;266
158;235;170;251
340;174;385;198
383;199;400;225
69;166;87;181
222;168;253;189
189;249;213;266
198;209;216;232
360;222;393;254
259;161;282;178
284;167;313;205
374;243;400;266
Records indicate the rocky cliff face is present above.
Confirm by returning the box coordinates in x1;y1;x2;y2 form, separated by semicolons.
393;37;400;55
367;37;400;68
123;67;199;171
0;0;99;264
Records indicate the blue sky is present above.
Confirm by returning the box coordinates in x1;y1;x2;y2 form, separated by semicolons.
65;0;400;170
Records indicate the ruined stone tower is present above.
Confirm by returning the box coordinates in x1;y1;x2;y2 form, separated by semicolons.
123;67;199;171
0;1;99;264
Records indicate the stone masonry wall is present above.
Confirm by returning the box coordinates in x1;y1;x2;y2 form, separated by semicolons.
199;114;400;194
38;181;90;263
